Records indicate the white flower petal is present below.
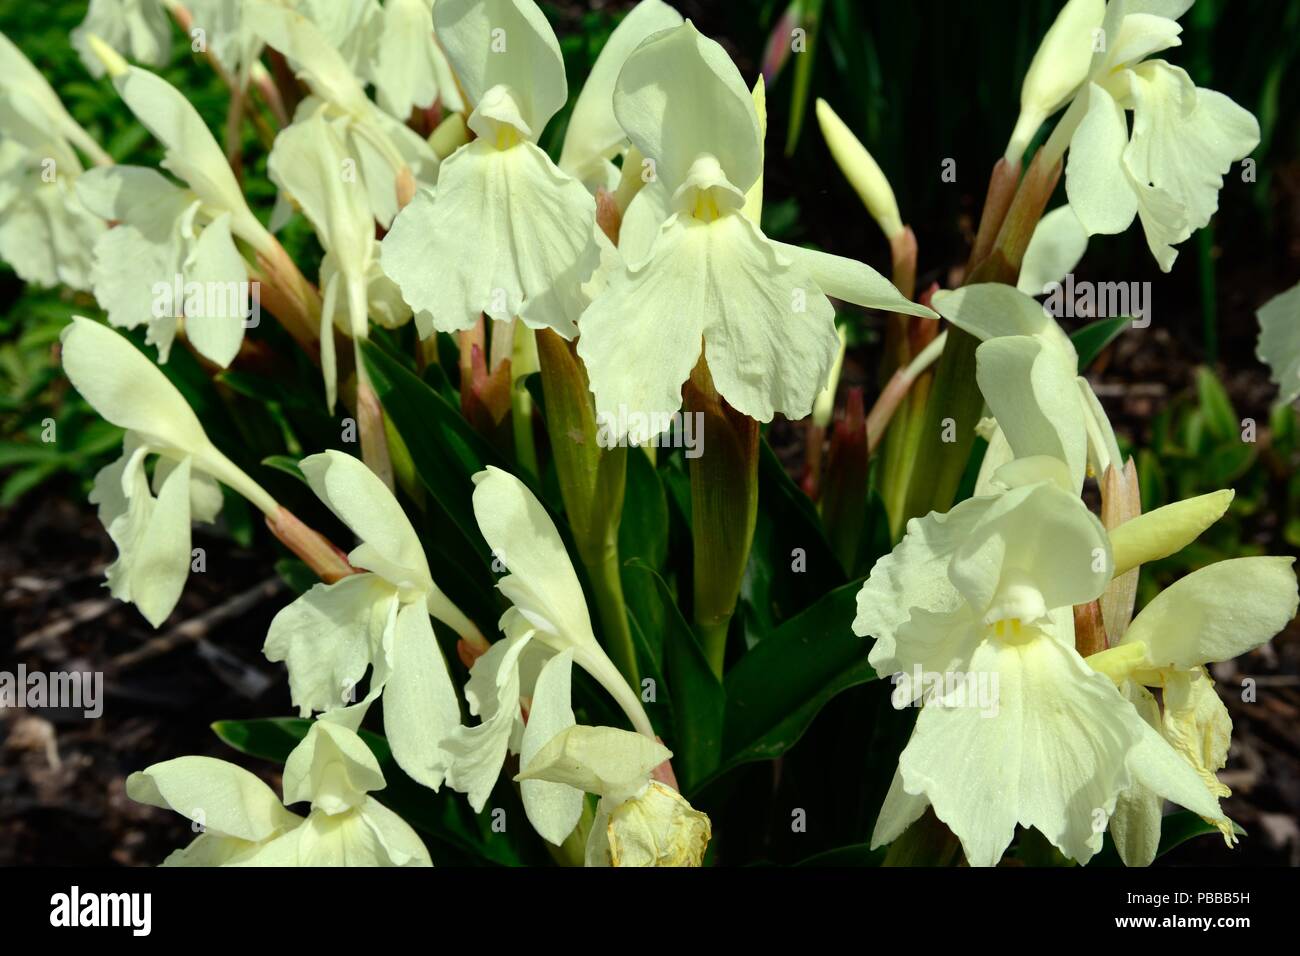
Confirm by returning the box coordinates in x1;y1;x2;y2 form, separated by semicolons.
381;140;598;336
558;0;683;183
127;755;300;841
1123;556;1298;669
1066;82;1138;236
383;602;462;790
1256;280;1300;406
900;634;1142;866
433;0;567;138
612;21;762;195
264;575;397;717
1017;205;1090;296
520;649;583;845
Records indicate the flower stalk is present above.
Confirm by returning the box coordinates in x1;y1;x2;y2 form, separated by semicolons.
684;358;759;677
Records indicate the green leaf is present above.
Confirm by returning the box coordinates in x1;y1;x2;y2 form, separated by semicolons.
620;448;668;571
1070;316;1131;369
211;716;312;762
1156;811;1246;859
794;843;885;866
741;440;844;647
262;454;307;484
1195;366;1238;443
709;578;875;786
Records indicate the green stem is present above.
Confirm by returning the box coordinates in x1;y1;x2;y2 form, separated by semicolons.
584;532;640;690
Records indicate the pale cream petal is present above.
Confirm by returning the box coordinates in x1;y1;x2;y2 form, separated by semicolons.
380;140;598;336
515;724;670;801
1161;667;1232;801
263;574;397;717
612;20;762;195
1123;557;1298;668
61;316;210;457
283;718;386;814
383;602;462;790
1108;489;1234;576
1066;82;1138;236
776;243;938;318
520;649;584;845
559;0;683;184
442;632;530;811
1017;205;1090;295
1108;682;1164;867
975;335;1089;493
434;0;567;136
948;482;1111;625
1256;280;1300;405
470;467;599;654
112;67;261;240
127;755;300;840
870;763;931;849
299;450;434;593
182;214;249;368
900;634;1142;866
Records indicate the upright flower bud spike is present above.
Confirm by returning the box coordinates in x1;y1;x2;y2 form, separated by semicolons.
815;97;903;240
1006;0;1106;162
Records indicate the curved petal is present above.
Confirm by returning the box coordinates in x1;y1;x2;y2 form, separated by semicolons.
1065;82;1138;236
559;0;683;183
91;447;194;628
613;21;762;194
471;466;599;656
112;66;259;238
382;602;462;790
1123;556;1298;668
61;317;210;456
931;283;1057;342
515;724;670;801
299;450;434;593
356;796;434;866
1017;205;1090;296
283;719;386;814
1124;62;1258;270
434;0;567;137
855;494;993;666
442;631;531;811
1108;488;1233;576
870;764;931;849
975;335;1088;493
1256;279;1300;406
775;243;937;319
127;755;300;841
520;649;584;845
948;482;1111;624
182;213;249;368
248;3;372;116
